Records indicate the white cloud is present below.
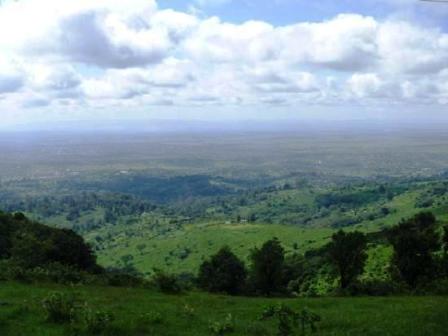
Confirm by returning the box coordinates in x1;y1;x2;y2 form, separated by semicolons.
0;0;447;120
378;21;448;74
348;73;383;98
0;0;181;68
0;57;24;93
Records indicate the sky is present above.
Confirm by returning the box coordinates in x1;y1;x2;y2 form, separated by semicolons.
0;0;447;127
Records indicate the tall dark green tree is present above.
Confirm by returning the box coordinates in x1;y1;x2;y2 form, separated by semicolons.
1;211;98;271
250;238;285;296
388;212;440;288
327;230;367;289
443;226;448;256
198;246;247;295
441;225;448;276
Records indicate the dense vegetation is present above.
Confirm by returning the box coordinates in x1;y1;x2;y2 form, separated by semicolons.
0;211;97;272
1;130;448;334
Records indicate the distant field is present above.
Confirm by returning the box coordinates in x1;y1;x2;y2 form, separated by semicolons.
2;128;448;180
0;282;446;336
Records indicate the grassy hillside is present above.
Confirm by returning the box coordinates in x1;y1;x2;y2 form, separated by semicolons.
0;282;447;336
91;223;334;275
88;183;446;275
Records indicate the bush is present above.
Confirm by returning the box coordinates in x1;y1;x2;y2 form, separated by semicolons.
82;307;115;334
0;260;29;282
104;269;145;287
209;313;235;336
260;304;321;336
417;278;448;295
151;269;182;294
183;304;195;317
343;280;402;296
42;292;78;323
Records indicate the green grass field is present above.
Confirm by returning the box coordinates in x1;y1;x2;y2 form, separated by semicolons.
0;282;446;336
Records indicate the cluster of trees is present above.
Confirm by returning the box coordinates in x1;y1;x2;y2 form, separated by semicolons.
196;235;365;296
0;192;159;226
197;212;448;296
65;174;233;203
1;208;447;297
0;211;99;274
0;211;151;287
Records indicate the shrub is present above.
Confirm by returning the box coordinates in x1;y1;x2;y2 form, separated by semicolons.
104;269;145;287
183;304;195;317
344;280;401;296
0;260;29;282
39;262;85;284
151;269;182;294
42;292;77;323
260;304;321;336
82;307;115;334
209;313;235;336
417;278;448;295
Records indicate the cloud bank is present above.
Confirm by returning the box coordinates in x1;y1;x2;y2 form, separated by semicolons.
0;0;447;122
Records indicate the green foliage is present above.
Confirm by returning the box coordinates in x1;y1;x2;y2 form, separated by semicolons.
81;307;115;334
327;230;367;289
388;212;441;288
250;238;286;296
260;304;321;336
443;225;448;255
183;304;196;318
102;268;145;287
41;292;78;323
316;189;384;209
151;269;183;294
344;280;401;296
0;212;98;271
198;246;247;295
209;313;235;336
42;291;115;333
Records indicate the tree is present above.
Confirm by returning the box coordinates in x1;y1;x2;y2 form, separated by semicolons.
250;238;285;296
388;212;440;288
198;246;247;295
327;230;367;289
443;226;448;277
10;232;49;268
48;229;97;271
443;225;448;255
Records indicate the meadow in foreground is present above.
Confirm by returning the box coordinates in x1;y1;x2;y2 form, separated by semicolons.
0;282;447;336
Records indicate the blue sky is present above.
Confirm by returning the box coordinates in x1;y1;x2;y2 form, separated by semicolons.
0;0;447;127
161;0;448;28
